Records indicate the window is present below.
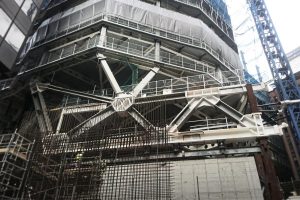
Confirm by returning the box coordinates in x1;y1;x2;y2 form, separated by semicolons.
16;0;37;21
22;0;37;21
15;0;24;7
5;24;25;51
0;9;12;37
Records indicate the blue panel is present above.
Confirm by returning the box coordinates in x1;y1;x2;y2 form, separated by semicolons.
209;0;232;26
244;70;271;104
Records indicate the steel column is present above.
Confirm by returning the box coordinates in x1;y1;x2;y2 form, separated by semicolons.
247;83;284;199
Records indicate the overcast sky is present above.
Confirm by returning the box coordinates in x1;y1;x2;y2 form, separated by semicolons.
225;0;300;80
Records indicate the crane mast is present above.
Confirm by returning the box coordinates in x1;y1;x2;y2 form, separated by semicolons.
248;0;300;141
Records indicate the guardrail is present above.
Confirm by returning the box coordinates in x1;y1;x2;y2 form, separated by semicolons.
24;34;218;77
188;117;236;131
61;70;244;107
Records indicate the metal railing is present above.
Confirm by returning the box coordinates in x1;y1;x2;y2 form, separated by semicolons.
107;14;238;74
139;71;243;97
27;34;218;77
61;69;244;107
188;117;237;131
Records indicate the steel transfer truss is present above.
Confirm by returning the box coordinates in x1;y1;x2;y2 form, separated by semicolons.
248;0;300;140
0;0;288;199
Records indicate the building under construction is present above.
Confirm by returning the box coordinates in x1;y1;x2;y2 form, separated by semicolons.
0;0;297;199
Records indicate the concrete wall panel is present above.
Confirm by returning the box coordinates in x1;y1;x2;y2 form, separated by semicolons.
173;157;263;200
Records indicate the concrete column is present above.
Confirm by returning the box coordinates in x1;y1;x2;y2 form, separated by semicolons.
156;0;161;6
99;26;107;47
216;67;223;83
155;40;160;61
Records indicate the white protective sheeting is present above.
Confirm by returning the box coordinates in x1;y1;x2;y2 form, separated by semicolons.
28;0;242;69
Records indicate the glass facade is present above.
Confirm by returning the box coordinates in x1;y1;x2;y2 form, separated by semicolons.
0;0;41;71
0;9;12;37
0;0;38;49
6;24;25;51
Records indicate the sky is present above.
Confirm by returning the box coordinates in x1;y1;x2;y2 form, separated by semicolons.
225;0;300;81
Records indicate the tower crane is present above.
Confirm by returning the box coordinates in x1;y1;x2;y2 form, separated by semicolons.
247;0;300;141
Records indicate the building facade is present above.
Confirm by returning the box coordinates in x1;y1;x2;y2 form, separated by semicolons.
0;0;44;76
0;0;287;199
287;47;300;74
287;47;300;86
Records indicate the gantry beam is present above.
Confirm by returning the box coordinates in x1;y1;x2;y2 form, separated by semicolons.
44;124;284;154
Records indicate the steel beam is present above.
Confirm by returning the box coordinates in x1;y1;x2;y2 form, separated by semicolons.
104;147;262;164
97;54;123;95
247;83;284;199
37;83;113;103
46;125;284;154
68;106;115;137
63;68;97;86
174;103;207;119
170;125;284;144
32;94;48;133
201;96;257;127
31;85;53;133
131;67;159;97
238;94;248;113
168;98;203;133
64;104;107;114
128;107;155;130
55;109;65;134
254;139;284;200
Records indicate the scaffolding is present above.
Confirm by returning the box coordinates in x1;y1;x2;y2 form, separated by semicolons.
0;133;33;199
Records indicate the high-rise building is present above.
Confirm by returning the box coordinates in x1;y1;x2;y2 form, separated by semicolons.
287;47;300;86
0;0;43;76
287;47;300;74
0;0;287;199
